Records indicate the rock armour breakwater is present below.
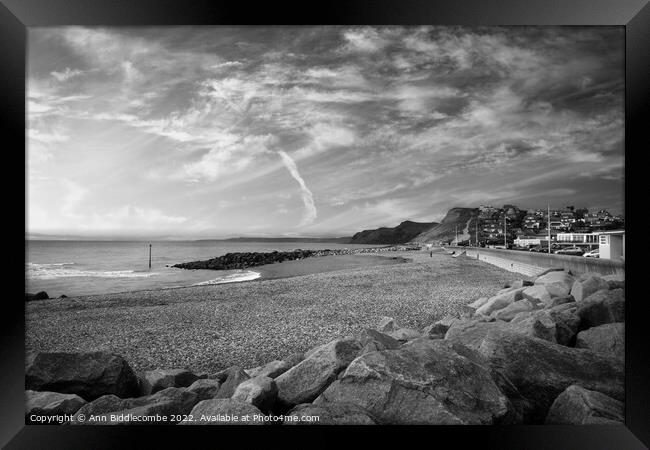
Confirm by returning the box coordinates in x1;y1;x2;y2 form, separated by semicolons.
172;245;420;271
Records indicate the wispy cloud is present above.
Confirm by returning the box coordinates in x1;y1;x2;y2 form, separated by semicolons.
26;26;624;237
278;151;317;227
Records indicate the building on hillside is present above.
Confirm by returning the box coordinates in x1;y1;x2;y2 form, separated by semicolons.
560;211;576;228
523;214;542;229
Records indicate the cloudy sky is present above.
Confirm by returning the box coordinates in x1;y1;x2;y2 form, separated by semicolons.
27;26;624;239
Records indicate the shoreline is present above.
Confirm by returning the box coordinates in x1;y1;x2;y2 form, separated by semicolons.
26;252;517;373
28;252;412;300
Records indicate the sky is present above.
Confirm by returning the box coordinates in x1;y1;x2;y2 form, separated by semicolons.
27;26;625;239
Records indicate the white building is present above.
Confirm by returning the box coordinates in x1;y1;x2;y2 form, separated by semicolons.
556;232;601;248
598;230;625;261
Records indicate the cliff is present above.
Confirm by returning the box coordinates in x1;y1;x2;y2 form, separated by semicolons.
412;208;479;244
349;220;438;245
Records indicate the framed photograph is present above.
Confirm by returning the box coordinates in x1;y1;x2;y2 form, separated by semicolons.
4;0;648;447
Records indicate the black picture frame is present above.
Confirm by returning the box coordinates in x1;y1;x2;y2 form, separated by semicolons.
3;0;648;448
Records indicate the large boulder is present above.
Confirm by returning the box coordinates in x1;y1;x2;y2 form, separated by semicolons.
509;308;580;346
356;328;401;355
283;352;305;368
602;274;625;290
285;402;376;425
547;308;581;346
231;376;278;414
475;288;526;316
275;338;361;409
139;368;201;395
26;352;140;401
476;330;624;422
180;398;265;425
545;385;624;424
245;360;292;379
576;288;624;330
25;390;87;419
493;300;535;322
521;285;552;306
314;339;512;425
509;310;556;343
570;276;610;302
576;323;625;360
72;387;199;424
534;271;575;298
445;319;510;350
215;366;250;399
187;379;221;401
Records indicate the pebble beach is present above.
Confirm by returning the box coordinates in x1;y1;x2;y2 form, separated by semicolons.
25;251;515;373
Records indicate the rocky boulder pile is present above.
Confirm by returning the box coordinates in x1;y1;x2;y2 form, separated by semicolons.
24;269;624;425
172;246;418;271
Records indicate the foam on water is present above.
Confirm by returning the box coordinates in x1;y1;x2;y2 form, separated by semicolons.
193;270;261;285
26;262;158;280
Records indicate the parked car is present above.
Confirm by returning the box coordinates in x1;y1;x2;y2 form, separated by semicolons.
554;247;585;256
583;249;600;258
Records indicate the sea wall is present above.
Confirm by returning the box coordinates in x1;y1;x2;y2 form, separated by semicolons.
449;247;625;277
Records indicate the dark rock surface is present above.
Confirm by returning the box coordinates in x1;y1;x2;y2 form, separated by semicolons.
545;384;624;424
215;366;250;399
25;291;49;301
25;390;87;418
576;288;624;330
231;376;278;414
180;399;265;425
356;328;401;354
314;338;511;424
285;402;376;425
275;338;362;409
26;352;140;401
186;379;221;401
476;329;624;422
245;360;292;379
576;322;625;360
173;250;318;270
72;387;199;424
139;368;202;395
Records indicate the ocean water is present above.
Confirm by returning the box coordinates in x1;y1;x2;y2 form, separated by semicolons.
25;240;379;297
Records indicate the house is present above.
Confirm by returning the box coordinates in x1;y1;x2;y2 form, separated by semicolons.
523;214;541;229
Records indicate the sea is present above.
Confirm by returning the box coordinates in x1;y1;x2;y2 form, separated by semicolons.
25;240;381;297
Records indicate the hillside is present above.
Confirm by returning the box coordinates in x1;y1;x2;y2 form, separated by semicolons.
412;208;479;244
349;220;438;245
204;237;352;244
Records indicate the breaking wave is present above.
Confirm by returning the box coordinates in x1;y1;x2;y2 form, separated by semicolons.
26;263;158;280
193;270;261;286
